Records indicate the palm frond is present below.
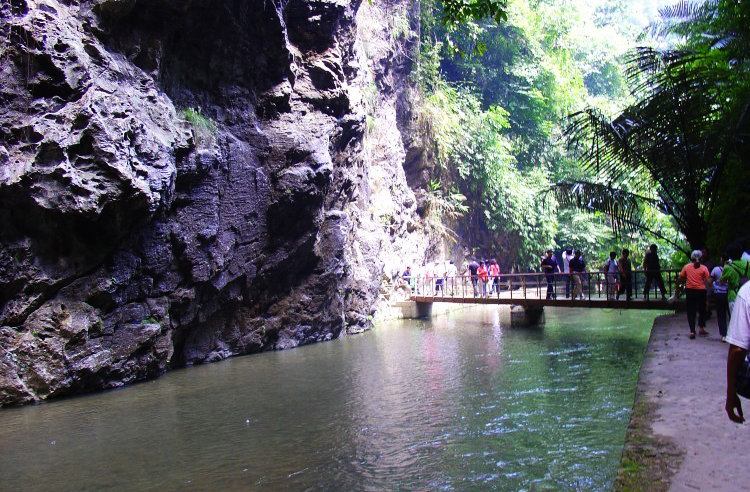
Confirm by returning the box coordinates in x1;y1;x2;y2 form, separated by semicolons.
545;181;687;253
546;181;645;234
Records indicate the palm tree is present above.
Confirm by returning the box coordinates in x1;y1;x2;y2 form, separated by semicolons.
552;1;750;252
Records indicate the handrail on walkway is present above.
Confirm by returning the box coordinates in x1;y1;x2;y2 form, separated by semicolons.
404;269;681;305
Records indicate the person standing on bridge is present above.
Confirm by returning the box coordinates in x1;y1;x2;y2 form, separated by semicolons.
478;261;489;297
679;250;711;339
434;261;446;296
467;258;480;297
562;248;574;298
605;251;619;300
541;250;560;300
643;244;667;301
489;258;500;296
569;250;586;300
446;260;457;296
617;249;633;301
402;266;412;293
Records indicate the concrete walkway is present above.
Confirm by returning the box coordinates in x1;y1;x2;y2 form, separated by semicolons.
630;311;750;491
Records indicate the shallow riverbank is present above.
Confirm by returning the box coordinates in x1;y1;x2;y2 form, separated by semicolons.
617;312;750;491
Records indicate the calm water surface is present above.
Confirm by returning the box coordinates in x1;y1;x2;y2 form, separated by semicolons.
0;306;664;491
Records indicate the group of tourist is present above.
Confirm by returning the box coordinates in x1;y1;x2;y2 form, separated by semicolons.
403;258;503;298
665;238;750;424
541;248;588;300
399;239;750;423
540;246;656;302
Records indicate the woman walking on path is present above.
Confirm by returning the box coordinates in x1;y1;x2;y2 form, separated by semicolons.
711;255;729;341
679;250;711;339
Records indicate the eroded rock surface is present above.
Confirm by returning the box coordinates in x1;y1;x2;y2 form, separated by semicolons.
0;0;432;406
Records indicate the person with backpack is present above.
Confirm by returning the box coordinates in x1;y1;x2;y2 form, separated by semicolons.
721;241;750;313
604;251;619;300
678;250;711;339
569;250;587;300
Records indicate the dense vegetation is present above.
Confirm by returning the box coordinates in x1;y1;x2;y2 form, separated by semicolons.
413;0;748;270
559;0;750;255
415;0;670;270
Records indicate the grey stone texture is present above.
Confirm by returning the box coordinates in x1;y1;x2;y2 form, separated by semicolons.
0;0;431;406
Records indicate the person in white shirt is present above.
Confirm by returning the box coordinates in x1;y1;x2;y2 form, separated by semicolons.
562;248;574;298
445;260;458;296
433;261;445;295
725;281;750;423
604;251;619;300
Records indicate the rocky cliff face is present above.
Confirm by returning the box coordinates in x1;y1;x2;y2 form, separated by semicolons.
0;0;434;406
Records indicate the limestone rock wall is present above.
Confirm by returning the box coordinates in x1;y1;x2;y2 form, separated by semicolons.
0;0;433;406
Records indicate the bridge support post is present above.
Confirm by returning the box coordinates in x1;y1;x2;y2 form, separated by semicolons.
415;302;433;318
520;306;545;326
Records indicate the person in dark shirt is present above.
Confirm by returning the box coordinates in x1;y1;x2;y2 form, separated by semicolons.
617;248;633;301
643;244;666;300
467;258;480;297
541;249;560;299
569;250;586;300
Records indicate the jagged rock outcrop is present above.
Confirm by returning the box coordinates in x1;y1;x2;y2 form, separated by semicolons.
0;0;433;406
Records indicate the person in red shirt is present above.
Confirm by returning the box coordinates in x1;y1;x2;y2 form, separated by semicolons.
477;261;489;297
679;250;711;339
488;258;500;296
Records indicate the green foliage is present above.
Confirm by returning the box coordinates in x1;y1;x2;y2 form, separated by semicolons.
425;179;470;242
415;0;672;268
562;0;750;251
440;0;508;25
183;107;217;147
422;82;556;268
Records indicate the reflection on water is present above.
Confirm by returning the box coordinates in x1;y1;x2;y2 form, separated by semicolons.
0;307;662;491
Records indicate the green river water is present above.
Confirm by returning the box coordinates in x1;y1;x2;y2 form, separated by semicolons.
0;306;665;491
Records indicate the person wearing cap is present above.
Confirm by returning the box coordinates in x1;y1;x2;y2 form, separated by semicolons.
678;250;711;339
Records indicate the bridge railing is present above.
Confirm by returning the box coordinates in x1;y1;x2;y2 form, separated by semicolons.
405;269;682;301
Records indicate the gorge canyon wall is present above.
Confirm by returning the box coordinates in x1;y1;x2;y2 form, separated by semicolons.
0;0;436;406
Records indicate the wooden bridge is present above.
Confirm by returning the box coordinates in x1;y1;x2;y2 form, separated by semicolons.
408;270;682;311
